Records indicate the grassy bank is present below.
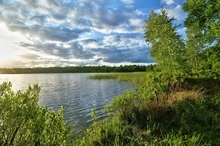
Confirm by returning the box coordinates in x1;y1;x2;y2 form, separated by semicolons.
74;72;220;145
1;72;220;145
88;72;146;85
75;93;220;145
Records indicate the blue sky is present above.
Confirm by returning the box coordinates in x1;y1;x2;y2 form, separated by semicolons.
0;0;186;68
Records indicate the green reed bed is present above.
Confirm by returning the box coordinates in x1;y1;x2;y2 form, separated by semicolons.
88;72;146;85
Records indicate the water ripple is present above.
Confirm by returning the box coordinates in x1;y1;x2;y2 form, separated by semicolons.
0;73;134;134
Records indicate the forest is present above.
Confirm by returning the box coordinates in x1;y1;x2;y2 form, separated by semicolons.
1;0;220;145
0;65;150;74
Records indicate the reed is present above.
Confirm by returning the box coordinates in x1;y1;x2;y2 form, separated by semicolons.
88;72;146;85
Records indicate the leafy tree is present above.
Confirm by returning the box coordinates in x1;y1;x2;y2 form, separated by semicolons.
144;9;185;75
183;0;220;44
184;22;206;76
183;0;220;77
203;46;220;78
0;82;71;146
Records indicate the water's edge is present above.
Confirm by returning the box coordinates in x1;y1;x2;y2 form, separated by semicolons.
0;73;134;133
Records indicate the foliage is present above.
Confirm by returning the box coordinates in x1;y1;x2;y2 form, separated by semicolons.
203;46;220;77
0;65;148;74
144;10;185;74
183;0;220;43
183;0;220;78
75;85;220;145
0;82;72;146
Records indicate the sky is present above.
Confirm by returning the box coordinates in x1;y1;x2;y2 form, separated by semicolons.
0;0;186;68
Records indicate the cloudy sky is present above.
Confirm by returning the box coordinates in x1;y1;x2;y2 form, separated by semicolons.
0;0;186;68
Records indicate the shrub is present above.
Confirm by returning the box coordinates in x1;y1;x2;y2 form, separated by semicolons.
0;82;72;146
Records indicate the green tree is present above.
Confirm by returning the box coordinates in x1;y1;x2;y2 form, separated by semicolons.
144;9;188;97
184;22;205;76
203;46;220;78
0;82;71;146
144;9;185;75
183;0;220;44
183;0;220;77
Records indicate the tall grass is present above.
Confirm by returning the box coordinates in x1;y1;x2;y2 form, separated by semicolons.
75;72;220;145
88;72;146;85
75;88;220;145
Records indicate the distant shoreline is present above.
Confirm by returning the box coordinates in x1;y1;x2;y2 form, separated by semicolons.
0;65;154;74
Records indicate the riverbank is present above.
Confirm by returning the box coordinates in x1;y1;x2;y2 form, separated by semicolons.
74;72;220;145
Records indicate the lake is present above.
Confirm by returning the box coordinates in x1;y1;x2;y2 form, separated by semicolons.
0;73;134;133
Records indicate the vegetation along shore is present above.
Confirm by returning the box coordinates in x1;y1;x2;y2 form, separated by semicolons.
0;65;149;74
1;0;220;145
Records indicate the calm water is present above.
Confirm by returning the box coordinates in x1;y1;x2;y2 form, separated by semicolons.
0;73;133;133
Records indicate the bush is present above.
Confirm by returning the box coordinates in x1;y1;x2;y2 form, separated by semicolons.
0;82;72;146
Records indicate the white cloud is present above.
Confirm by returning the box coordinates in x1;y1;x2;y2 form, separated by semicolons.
121;0;135;5
161;0;175;5
0;0;152;67
166;5;187;20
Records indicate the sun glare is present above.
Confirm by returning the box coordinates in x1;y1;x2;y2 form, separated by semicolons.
0;39;22;67
0;23;27;67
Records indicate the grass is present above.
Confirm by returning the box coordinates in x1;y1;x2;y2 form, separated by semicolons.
74;74;220;146
88;72;146;85
74;88;220;145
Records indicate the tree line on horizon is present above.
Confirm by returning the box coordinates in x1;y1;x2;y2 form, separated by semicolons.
0;65;154;74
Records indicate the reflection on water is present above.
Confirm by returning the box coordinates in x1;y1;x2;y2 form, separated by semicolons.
0;73;133;133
